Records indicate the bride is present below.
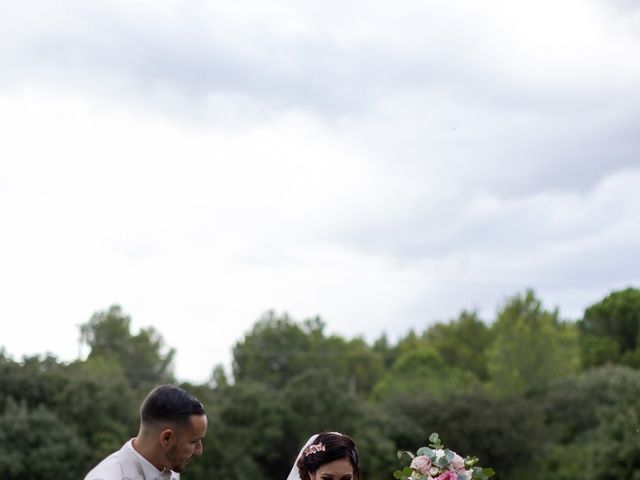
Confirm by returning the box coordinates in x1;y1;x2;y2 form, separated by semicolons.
287;432;360;480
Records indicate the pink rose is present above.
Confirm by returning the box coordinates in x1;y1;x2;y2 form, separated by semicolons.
435;472;457;480
451;454;465;472
410;456;432;475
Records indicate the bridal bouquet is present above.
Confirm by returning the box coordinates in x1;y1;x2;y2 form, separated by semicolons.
393;433;495;480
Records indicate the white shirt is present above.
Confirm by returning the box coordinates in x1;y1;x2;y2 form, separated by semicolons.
84;439;179;480
126;440;176;480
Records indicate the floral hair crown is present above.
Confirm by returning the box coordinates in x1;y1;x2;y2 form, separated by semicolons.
304;443;326;457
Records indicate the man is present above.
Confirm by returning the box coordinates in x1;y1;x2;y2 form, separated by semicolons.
84;384;207;480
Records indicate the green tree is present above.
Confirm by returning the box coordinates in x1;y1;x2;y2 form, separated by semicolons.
190;380;285;480
538;365;640;480
0;353;68;412
0;400;90;480
349;403;397;480
232;311;385;395
232;311;320;388
372;333;395;369
56;358;138;465
486;290;579;395
578;287;640;368
391;329;423;357
280;369;361;440
80;305;175;388
422;310;493;381
0;351;138;468
372;346;477;400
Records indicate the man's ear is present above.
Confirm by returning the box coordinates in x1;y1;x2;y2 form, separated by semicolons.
159;428;176;447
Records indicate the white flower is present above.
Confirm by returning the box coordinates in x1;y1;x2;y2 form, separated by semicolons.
434;449;446;458
451;454;465;472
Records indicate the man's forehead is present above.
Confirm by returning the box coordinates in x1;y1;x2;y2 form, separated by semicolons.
185;414;207;434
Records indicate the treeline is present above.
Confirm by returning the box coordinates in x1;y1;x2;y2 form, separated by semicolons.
1;288;640;479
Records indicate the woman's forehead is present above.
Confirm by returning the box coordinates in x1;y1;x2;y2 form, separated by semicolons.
316;458;354;476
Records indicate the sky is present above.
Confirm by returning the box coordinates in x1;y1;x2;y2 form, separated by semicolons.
1;0;639;384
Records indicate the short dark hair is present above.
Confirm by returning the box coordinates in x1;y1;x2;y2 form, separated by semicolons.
297;432;359;480
140;384;205;426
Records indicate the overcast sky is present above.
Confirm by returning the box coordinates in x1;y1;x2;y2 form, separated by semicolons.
1;0;639;384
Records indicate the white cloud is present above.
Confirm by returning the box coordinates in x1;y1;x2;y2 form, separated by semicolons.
1;0;639;383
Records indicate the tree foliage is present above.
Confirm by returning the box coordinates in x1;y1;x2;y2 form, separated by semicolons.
0;400;90;480
232;311;324;388
372;346;477;400
232;311;385;395
80;305;175;388
486;290;579;395
2;287;640;480
538;365;640;480
578;287;640;368
422;310;493;381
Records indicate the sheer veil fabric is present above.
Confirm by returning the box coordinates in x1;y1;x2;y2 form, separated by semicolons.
286;434;319;480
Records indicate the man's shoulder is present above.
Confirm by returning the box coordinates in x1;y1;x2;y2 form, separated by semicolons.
84;448;128;480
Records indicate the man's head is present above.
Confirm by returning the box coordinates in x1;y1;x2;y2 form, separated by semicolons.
137;384;207;473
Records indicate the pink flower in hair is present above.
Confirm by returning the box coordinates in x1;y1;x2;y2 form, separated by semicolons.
304;443;326;457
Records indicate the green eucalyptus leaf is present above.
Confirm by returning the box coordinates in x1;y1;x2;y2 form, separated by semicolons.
482;468;495;477
398;450;415;460
434;456;449;468
465;456;478;467
393;471;403;479
417;447;434;458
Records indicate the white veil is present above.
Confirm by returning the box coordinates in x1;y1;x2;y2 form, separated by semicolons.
286;434;319;480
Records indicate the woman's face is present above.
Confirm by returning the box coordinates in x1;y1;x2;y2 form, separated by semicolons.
310;458;354;480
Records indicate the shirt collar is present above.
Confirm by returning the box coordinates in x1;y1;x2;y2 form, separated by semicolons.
126;439;179;480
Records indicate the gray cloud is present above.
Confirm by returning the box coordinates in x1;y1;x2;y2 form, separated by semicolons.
3;1;638;123
327;165;640;265
2;0;639;381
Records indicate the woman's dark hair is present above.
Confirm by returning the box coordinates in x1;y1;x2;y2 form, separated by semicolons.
297;432;359;480
140;384;205;426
